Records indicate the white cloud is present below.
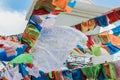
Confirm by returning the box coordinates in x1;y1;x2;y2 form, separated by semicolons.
0;1;27;36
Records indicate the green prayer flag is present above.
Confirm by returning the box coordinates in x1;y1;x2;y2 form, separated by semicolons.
71;50;79;55
10;54;33;64
91;44;101;56
48;72;53;79
81;64;101;80
110;62;117;79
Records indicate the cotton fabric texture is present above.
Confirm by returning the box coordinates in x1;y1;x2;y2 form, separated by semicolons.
30;25;88;72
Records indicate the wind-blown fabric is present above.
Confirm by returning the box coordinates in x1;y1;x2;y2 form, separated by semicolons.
30;25;88;72
81;64;101;79
0;40;27;61
21;15;42;52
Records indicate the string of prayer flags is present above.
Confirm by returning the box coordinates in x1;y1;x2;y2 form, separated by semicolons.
21;15;42;52
1;59;120;80
33;0;55;15
0;40;27;61
52;0;76;13
75;9;120;34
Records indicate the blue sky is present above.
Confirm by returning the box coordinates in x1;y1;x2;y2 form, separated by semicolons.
2;0;33;11
2;0;120;12
0;0;33;35
93;0;120;8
